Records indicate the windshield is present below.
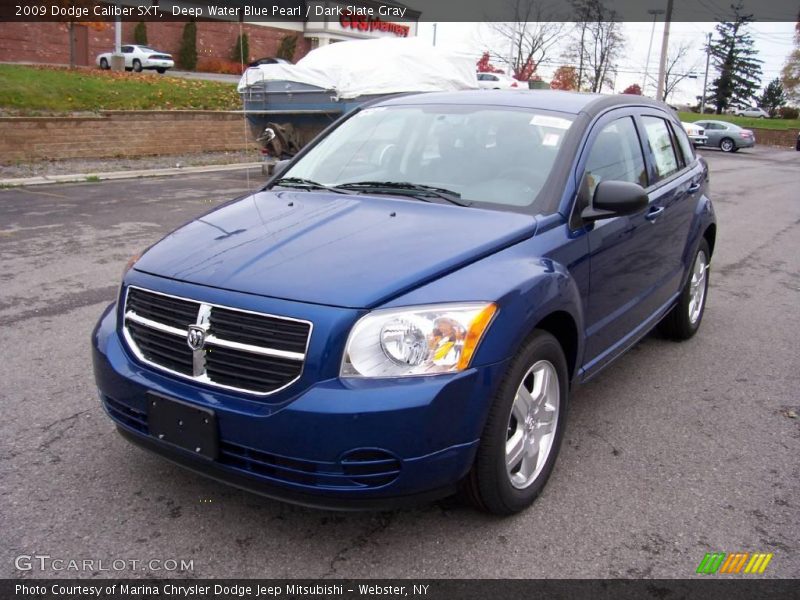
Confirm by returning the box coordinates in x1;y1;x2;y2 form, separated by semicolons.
277;104;575;213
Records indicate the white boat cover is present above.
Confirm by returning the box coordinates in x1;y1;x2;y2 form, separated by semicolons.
238;38;479;98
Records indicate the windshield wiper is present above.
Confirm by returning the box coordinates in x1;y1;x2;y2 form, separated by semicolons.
337;181;471;206
272;177;354;195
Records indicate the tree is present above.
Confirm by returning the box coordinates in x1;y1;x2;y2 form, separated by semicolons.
758;78;787;116
276;35;298;61
622;83;642;95
134;22;148;46
178;21;198;70
550;65;578;90
564;0;625;93
232;33;249;64
488;0;564;81
646;41;699;101
706;3;763;114
476;52;504;74
780;15;800;104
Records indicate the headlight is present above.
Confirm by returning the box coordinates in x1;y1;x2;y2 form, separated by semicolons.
341;303;497;378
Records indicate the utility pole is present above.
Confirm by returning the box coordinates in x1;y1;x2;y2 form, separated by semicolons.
643;9;665;94
655;0;673;102
432;23;437;47
700;32;712;114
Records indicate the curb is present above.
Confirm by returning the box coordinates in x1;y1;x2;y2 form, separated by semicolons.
0;162;263;188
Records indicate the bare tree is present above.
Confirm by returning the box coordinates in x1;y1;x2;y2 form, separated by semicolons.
487;0;566;80
646;41;699;101
564;0;625;92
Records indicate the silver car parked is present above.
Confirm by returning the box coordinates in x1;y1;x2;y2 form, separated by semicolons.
694;119;756;153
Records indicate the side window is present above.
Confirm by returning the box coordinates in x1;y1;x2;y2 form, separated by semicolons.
642;116;679;181
672;122;695;164
582;116;647;200
121;46;133;54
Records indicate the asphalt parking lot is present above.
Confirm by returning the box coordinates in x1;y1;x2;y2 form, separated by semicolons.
1;146;798;579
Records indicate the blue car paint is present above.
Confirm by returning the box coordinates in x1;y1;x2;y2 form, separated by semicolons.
92;91;716;508
133;192;539;309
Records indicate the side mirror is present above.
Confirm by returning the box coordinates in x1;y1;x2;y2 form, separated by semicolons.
581;180;648;222
270;159;291;177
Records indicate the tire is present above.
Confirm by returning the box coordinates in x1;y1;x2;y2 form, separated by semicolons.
658;238;710;340
99;58;109;70
720;137;735;152
463;330;569;515
133;59;143;73
156;68;167;74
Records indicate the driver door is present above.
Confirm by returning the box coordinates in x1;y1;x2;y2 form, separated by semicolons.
575;112;660;376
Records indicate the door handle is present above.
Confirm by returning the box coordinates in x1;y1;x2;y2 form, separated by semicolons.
688;182;701;193
645;206;665;221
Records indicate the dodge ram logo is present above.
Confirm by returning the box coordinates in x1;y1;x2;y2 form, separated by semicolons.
187;325;207;351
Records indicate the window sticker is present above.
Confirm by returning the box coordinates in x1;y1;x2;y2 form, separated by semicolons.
542;133;561;146
529;115;572;130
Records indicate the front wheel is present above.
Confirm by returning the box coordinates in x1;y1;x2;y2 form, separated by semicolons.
132;59;143;73
156;68;167;74
99;58;109;70
720;137;735;152
658;238;710;340
463;330;568;515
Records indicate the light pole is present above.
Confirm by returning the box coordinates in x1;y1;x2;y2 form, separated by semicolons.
432;23;437;47
643;8;665;94
655;0;674;102
700;32;712;114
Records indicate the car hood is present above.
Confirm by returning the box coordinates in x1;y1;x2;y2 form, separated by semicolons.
133;190;538;308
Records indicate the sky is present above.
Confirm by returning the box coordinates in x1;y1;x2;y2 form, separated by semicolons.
416;21;797;105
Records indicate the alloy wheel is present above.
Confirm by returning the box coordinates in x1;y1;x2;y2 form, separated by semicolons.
505;360;560;490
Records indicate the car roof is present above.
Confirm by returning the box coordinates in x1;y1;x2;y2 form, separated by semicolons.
375;90;674;118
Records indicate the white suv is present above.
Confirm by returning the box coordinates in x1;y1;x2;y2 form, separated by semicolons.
96;45;175;74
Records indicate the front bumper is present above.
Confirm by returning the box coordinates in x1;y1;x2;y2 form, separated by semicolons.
689;135;708;146
92;299;506;509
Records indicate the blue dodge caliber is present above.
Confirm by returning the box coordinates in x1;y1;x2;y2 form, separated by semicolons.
92;91;716;514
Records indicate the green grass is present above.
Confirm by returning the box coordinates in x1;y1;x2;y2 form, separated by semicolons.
679;111;800;131
0;64;240;113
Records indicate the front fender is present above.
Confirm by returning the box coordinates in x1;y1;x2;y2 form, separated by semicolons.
381;232;587;371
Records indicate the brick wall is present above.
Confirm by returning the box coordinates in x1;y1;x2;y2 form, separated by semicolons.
0;111;258;162
0;21;308;67
749;128;798;148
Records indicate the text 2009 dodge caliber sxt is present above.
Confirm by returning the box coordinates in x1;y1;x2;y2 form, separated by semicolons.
92;91;716;515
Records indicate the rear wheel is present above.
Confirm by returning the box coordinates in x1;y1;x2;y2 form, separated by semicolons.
658;238;710;340
133;59;143;73
156;68;167;74
463;330;568;515
99;58;109;70
720;137;735;152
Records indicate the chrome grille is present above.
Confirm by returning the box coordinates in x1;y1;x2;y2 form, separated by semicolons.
123;287;311;396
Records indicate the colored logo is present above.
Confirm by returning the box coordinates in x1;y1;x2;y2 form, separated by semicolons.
696;552;773;574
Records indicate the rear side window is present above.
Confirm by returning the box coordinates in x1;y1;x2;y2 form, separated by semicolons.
672;122;695;164
582;116;647;199
642;116;679;181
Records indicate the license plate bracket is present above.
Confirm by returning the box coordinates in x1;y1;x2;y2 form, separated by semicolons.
147;393;218;460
